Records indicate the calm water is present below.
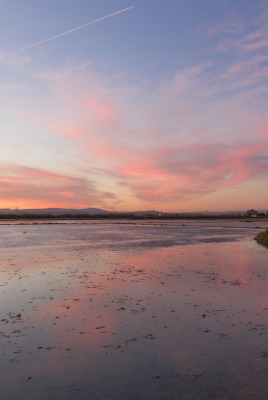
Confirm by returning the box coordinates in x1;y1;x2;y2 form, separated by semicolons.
0;220;268;400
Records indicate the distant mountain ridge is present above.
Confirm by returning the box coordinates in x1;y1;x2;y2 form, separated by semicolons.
0;208;160;215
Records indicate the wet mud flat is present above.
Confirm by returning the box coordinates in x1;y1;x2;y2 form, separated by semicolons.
0;220;268;400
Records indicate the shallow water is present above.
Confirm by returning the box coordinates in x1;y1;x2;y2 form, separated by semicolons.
0;220;268;399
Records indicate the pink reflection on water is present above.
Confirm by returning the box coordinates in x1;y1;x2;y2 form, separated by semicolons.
0;224;268;399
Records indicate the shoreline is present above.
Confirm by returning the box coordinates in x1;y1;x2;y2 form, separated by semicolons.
254;228;268;248
0;214;268;222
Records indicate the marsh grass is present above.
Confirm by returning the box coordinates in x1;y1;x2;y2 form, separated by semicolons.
254;228;268;248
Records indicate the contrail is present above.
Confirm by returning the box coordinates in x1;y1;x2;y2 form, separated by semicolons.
1;6;134;57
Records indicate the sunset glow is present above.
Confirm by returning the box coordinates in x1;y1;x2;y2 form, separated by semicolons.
1;1;267;211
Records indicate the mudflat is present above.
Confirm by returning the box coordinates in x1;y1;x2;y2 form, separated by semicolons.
1;220;268;400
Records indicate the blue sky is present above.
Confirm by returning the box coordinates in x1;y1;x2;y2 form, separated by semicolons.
0;1;268;211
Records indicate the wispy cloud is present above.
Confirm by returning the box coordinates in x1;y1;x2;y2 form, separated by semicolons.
1;5;268;210
215;2;268;55
0;163;116;209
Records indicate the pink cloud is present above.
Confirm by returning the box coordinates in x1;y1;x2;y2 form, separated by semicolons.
30;61;268;208
215;3;268;56
2;6;268;212
0;162;117;209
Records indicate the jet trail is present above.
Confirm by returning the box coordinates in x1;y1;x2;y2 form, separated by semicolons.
1;6;134;57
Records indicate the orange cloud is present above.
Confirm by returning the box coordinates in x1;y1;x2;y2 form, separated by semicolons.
0;162;117;209
2;17;268;212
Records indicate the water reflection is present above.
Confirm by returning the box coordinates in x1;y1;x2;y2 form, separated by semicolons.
0;221;268;399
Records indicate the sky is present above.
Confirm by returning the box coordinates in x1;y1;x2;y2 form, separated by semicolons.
0;0;268;212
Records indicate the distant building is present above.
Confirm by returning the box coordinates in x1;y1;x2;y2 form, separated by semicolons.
245;209;258;218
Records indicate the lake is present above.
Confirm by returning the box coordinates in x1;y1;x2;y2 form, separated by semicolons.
0;220;268;399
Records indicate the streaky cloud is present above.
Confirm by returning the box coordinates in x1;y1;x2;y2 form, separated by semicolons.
0;6;134;58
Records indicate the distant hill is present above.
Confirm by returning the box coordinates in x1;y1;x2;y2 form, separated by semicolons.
0;208;165;220
132;210;159;215
0;208;15;214
0;208;162;215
